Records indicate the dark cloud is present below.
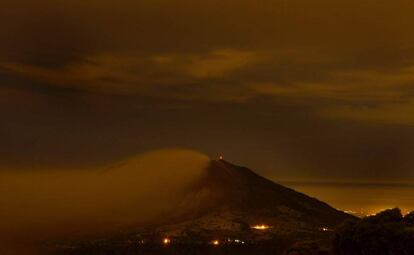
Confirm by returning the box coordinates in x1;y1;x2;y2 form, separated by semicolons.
1;0;414;182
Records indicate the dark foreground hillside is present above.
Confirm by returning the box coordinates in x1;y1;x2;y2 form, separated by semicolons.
332;208;414;255
54;208;414;255
55;240;330;255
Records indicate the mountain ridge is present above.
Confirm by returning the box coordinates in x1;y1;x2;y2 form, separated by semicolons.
148;159;355;240
57;159;357;253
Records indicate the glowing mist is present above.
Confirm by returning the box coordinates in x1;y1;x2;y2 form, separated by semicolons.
0;148;210;253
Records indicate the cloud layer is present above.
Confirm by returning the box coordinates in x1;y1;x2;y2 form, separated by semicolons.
0;149;209;252
1;0;414;182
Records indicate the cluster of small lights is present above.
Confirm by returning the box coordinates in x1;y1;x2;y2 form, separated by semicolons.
130;237;246;247
211;238;246;246
342;208;412;217
228;238;245;244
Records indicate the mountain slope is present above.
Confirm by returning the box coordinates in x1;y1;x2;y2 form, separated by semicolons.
153;159;354;240
59;159;356;253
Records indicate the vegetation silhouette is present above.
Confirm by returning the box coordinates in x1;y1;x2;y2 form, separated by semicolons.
333;208;414;255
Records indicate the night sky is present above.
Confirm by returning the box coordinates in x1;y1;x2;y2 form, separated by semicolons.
1;0;414;184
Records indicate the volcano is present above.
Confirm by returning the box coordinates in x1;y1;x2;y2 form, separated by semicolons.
58;159;355;254
148;159;354;242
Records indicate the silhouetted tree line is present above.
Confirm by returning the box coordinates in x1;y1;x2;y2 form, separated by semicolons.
333;208;414;255
284;208;414;255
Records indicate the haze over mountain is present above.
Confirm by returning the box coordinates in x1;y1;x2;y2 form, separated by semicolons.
0;149;354;254
52;158;356;255
2;1;413;254
0;149;209;254
146;159;353;240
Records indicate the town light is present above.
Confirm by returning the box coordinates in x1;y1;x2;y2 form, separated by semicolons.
163;238;171;245
251;224;270;230
320;227;331;232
